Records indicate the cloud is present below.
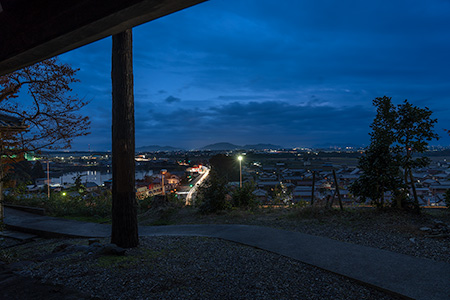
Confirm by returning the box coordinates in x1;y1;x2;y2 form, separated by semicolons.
58;0;450;150
132;100;374;148
165;95;181;103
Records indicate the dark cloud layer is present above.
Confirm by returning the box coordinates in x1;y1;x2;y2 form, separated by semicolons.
59;0;450;150
165;95;181;103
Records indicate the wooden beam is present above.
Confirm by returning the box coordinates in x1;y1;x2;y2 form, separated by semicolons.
0;0;207;75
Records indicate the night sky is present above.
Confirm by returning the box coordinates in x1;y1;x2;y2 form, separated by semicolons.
59;0;450;151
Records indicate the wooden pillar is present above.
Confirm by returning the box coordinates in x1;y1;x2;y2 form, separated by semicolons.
111;29;138;248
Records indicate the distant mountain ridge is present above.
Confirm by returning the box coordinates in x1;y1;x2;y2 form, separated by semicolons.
200;142;240;150
137;142;284;152
136;145;183;152
201;142;283;150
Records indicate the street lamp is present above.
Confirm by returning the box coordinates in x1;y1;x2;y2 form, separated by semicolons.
238;155;243;188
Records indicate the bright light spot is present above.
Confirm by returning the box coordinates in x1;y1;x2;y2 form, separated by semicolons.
62;192;67;196
238;156;243;161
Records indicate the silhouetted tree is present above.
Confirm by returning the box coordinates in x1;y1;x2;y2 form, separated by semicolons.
198;170;229;214
209;154;239;182
0;57;90;223
350;96;438;210
231;182;256;209
444;189;450;209
350;97;403;208
0;57;90;152
394;100;438;211
30;161;45;180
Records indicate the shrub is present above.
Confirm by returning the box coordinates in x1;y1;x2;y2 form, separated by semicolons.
5;191;112;218
197;171;230;214
231;182;257;209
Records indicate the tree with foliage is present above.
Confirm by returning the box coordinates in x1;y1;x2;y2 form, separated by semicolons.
350;97;403;208
0;57;90;152
0;57;90;224
73;174;86;194
394;100;438;210
444;189;450;209
350;96;438;210
4;160;33;183
232;182;257;209
209;154;240;182
197;170;230;214
30;160;45;180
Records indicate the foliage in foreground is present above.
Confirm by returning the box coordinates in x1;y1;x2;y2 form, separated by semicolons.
196;170;257;214
0;57;90;152
5;191;112;219
445;190;450;209
231;182;257;209
197;171;230;214
350;96;438;210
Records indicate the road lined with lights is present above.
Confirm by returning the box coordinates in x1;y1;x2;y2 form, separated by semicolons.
185;166;210;205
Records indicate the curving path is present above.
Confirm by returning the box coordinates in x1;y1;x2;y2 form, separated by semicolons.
4;207;450;300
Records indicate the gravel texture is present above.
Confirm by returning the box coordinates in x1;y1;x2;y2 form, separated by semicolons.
1;207;449;299
268;210;450;264
154;207;450;263
13;236;401;300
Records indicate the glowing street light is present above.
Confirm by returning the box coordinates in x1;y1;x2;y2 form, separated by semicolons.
238;155;243;188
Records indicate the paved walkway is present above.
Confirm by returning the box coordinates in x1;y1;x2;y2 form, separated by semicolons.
4;207;450;300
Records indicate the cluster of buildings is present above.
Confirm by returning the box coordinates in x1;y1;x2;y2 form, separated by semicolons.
10;149;450;208
245;159;449;207
26;172;184;201
135;171;182;200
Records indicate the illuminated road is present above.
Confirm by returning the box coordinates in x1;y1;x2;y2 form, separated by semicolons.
185;166;210;205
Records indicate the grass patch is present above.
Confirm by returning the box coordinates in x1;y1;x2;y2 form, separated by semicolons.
5;193;112;219
146;207;178;226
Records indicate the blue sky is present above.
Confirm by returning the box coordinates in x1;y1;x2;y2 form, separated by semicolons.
59;0;450;150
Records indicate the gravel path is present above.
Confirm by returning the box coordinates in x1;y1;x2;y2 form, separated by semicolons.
163;207;450;263
13;236;402;300
2;208;449;299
